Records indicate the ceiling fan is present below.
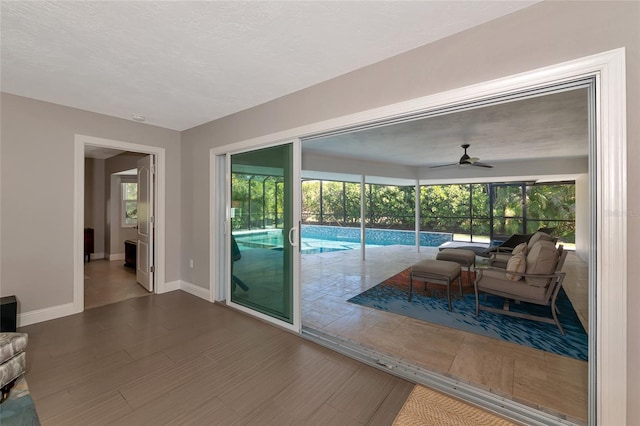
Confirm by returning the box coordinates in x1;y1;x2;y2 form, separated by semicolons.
430;144;494;169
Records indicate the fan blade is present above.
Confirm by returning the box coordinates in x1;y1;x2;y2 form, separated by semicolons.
472;162;494;168
429;162;459;169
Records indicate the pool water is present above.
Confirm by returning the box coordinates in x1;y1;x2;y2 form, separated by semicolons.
301;238;367;254
234;226;452;254
233;232;367;254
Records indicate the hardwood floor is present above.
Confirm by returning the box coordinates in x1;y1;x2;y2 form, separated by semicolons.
84;259;151;310
22;291;415;425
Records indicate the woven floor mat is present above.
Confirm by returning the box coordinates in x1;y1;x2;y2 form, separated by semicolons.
393;385;517;426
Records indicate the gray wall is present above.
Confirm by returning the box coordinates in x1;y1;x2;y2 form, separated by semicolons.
179;1;639;422
0;93;181;312
104;153;145;257
84;157;106;258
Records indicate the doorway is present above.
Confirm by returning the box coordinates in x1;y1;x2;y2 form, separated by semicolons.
74;135;167;313
83;151;155;308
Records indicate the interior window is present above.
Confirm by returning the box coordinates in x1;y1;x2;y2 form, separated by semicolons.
121;180;138;227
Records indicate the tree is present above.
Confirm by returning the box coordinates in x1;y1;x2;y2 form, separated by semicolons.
367;185;415;229
526;183;575;242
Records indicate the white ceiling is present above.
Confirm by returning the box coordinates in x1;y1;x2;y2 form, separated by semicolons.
303;88;589;167
84;146;125;160
1;1;539;131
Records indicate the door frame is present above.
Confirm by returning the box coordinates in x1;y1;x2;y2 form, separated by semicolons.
74;134;167;312
209;49;626;424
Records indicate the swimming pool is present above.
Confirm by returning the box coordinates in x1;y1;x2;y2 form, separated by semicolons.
233;231;365;254
234;225;453;254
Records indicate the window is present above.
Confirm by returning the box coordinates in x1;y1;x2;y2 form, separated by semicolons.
121;180;138;227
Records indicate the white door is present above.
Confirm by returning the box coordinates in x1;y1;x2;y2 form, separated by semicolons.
136;155;154;291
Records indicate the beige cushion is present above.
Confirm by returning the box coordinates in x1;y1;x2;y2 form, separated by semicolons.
490;253;510;269
505;253;526;281
477;269;546;300
525;240;559;287
411;259;460;280
528;231;553;248
436;249;476;266
512;242;528;256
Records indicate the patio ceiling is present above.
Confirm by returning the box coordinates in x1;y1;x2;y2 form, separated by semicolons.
301;88;589;185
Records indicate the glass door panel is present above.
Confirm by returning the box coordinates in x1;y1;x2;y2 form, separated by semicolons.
230;144;294;324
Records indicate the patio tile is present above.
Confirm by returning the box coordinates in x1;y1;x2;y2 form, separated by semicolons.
301;245;589;422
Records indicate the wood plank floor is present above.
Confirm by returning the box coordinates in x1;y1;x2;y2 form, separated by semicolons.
84;259;151;310
81;247;588;423
21;291;415;425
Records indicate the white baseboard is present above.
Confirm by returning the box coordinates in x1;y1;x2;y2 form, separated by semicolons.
16;281;210;327
159;280;181;294
18;303;76;327
90;252;105;260
109;253;125;261
179;281;210;301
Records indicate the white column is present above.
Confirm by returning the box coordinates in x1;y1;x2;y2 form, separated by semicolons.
360;175;366;261
415;180;421;252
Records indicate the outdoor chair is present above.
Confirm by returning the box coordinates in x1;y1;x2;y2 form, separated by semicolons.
474;240;568;334
488;231;556;268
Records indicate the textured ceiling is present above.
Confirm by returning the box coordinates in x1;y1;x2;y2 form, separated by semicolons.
303;88;589;167
1;1;538;131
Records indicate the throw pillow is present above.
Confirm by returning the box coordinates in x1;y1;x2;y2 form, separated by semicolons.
528;231;553;249
505;253;526;281
525;240;560;287
512;242;528;256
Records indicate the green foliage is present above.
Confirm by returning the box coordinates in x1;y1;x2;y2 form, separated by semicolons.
302;180;363;226
367;184;415;229
492;185;524;237
236;174;576;242
123;182;137;200
232;174;284;230
526;184;576;242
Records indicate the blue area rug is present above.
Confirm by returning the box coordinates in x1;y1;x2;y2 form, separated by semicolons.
0;377;40;425
347;268;588;361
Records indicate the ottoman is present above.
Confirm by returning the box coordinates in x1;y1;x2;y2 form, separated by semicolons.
409;259;462;311
436;248;476;275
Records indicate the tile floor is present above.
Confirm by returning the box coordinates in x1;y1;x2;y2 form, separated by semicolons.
23;291;414;425
84;259;151;309
300;245;589;423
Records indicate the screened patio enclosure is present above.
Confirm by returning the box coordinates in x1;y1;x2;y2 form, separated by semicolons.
299;178;575;246
230;173;576;252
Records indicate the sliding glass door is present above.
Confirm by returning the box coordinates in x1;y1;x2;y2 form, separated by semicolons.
228;143;300;328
